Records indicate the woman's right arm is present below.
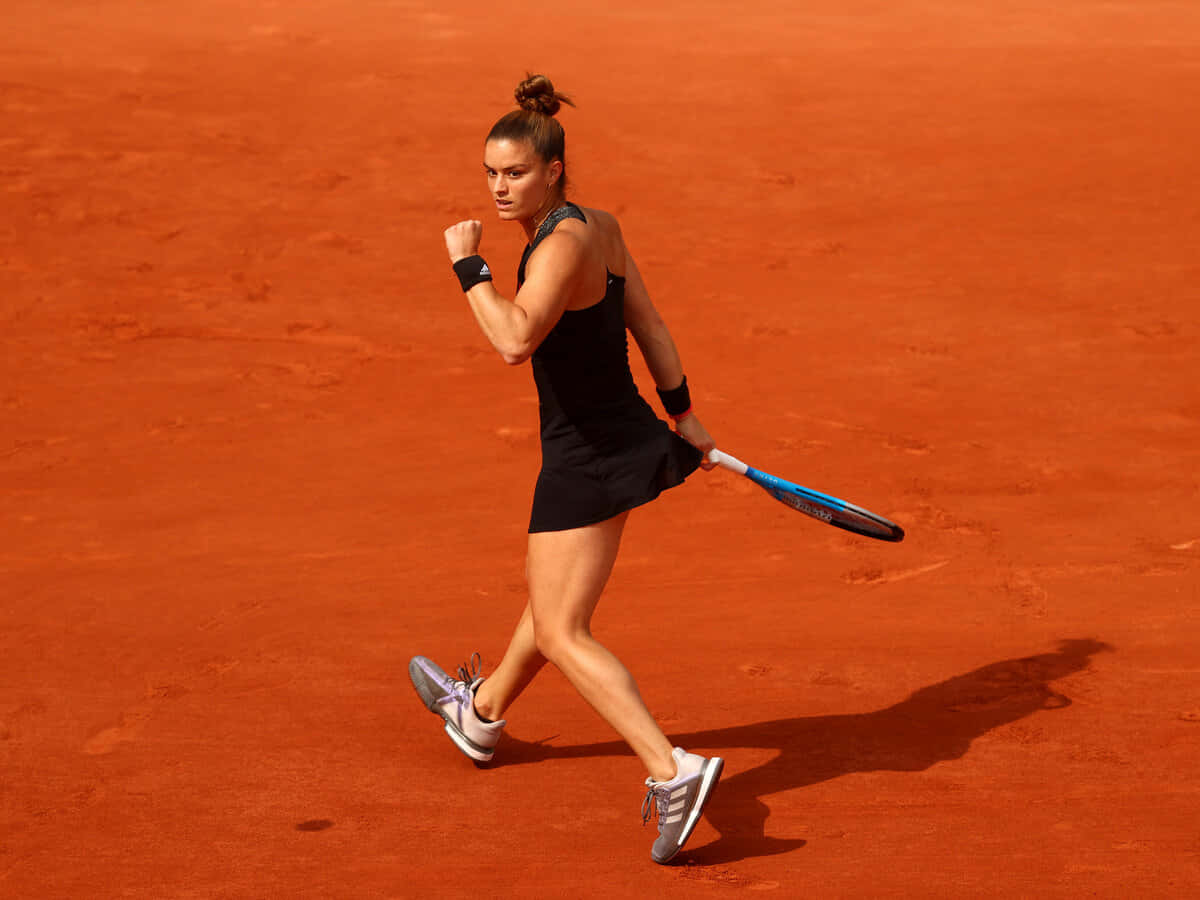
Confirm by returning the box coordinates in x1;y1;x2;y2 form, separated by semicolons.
445;220;584;366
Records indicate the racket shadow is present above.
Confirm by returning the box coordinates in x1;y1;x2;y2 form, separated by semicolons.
498;638;1113;865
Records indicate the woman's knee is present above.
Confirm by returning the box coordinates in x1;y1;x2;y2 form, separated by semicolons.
532;621;582;664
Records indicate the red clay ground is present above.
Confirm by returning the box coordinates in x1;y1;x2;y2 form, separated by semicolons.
3;1;1199;896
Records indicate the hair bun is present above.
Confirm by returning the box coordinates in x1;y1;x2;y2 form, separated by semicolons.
514;74;575;116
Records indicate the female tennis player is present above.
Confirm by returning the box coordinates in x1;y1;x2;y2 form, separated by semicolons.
409;75;723;864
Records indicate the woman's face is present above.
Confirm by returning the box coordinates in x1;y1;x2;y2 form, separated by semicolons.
484;138;562;222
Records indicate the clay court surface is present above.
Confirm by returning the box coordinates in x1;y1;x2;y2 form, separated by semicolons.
3;0;1199;896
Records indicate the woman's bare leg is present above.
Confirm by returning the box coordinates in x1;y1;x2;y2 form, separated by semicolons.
472;603;545;721
522;512;677;782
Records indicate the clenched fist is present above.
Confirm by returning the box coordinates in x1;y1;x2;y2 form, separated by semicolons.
444;220;483;263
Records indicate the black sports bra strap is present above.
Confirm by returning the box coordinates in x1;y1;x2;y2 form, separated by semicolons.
532;202;587;251
518;202;587;286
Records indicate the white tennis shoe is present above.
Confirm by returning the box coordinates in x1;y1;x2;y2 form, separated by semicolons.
409;653;506;763
642;747;724;863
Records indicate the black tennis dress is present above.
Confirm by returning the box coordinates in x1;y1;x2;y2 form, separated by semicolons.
522;203;702;533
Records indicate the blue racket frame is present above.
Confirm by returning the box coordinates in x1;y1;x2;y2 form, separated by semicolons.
710;449;904;542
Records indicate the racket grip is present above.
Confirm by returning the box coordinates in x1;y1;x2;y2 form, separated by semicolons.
707;448;749;475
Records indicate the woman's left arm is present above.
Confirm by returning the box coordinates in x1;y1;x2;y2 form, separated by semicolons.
623;247;716;467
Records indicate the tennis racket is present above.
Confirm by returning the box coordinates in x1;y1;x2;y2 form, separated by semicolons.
708;449;904;542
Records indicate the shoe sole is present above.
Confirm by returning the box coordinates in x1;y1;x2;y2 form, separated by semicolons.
654;756;724;864
443;721;495;763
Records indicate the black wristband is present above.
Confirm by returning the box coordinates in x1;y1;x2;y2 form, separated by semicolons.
656;375;692;418
452;255;493;292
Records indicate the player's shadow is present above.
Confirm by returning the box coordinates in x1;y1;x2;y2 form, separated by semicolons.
499;638;1112;864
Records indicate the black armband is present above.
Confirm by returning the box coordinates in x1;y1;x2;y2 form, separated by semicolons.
452;255;493;292
656;375;692;419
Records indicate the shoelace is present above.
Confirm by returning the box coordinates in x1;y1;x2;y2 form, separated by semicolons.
641;782;669;826
438;652;483;706
455;652;483;685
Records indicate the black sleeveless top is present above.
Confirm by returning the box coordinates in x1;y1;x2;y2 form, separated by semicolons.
518;203;701;533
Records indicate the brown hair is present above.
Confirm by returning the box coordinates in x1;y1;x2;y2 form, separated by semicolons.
487;74;575;194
